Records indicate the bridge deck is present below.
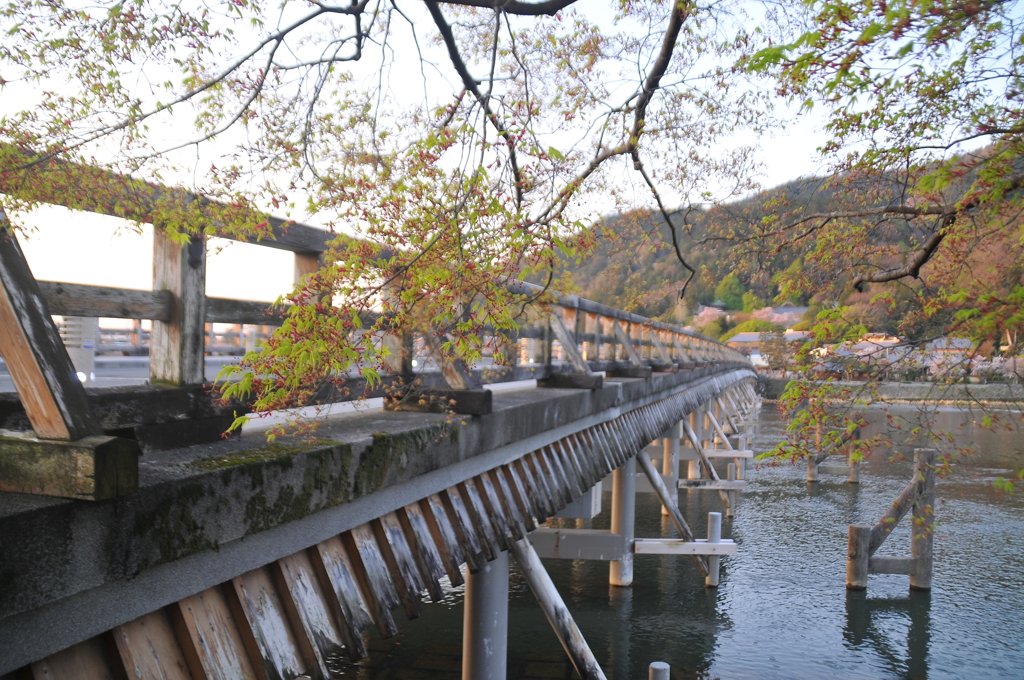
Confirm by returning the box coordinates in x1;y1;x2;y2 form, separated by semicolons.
0;364;753;672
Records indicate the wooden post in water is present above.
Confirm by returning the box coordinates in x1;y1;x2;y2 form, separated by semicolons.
846;524;871;590
706;512;722;587
610;457;636;587
911;448;936;591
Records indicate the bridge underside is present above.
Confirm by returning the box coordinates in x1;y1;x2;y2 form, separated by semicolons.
0;364;757;677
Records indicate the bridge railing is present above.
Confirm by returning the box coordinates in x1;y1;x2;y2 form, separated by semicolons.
0;165;749;500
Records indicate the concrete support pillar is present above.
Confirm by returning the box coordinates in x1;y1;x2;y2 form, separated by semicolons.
660;422;681;516
610;457;636;587
462;550;509;680
687;410;700;479
705;512;722;587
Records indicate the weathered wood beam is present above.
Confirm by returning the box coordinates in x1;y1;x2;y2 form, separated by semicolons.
0;218;100;440
549;313;592;375
151;232;206;386
0;215;139;499
38;281;172;321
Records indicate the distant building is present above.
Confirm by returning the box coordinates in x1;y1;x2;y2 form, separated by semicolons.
726;330;810;355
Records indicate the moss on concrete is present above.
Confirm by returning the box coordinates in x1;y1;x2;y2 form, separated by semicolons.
134;484;218;569
355;424;456;497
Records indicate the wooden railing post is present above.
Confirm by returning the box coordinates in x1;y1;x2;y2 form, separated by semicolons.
151;231;206;385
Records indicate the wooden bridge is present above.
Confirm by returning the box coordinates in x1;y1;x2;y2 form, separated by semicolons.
0;180;761;679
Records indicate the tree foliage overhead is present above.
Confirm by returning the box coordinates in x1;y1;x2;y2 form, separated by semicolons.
0;0;771;415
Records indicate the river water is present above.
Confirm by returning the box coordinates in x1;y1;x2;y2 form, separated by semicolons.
335;403;1024;679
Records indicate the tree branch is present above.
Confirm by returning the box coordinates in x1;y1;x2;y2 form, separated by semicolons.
436;0;578;16
424;0;525;208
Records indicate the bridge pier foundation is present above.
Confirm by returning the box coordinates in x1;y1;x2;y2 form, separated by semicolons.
609;456;636;587
462;550;509;680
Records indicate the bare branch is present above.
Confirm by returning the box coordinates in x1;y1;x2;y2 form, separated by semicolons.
435;0;578;16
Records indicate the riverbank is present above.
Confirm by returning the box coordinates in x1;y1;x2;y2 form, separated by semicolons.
763;377;1024;405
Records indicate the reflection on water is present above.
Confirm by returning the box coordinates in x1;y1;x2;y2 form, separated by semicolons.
335;404;1024;679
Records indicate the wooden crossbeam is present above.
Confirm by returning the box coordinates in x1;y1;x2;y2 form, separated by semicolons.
633;538;737;556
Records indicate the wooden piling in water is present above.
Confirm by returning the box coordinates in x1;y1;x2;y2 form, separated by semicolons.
847;524;871;590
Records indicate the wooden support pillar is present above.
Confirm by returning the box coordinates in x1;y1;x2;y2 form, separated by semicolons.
151;231;206;385
911;448;936;591
609;457;636;587
847;524;871;590
0;216;138;499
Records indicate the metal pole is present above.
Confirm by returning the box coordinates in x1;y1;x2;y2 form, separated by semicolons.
462;550;509;680
706;512;722;587
508;538;608;680
649;661;670;680
610;457;636;587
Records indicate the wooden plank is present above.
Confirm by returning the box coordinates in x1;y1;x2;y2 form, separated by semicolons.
0;219;100;440
424;493;472;581
30;636;121;680
275;550;347;677
37;281;172;321
151;231;206;386
676;480;747;490
370;514;425;620
518;454;558;517
704;449;754;459
172;586;261;680
474;474;514;547
311;537;372;661
551;440;589;495
456;480;503;559
492;467;533;535
340;525;400;638
633;538;738;556
569;432;602;484
507;458;545;521
538;446;575;504
112;608;195;680
395;505;447;602
227;567;309;680
205;298;286;326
